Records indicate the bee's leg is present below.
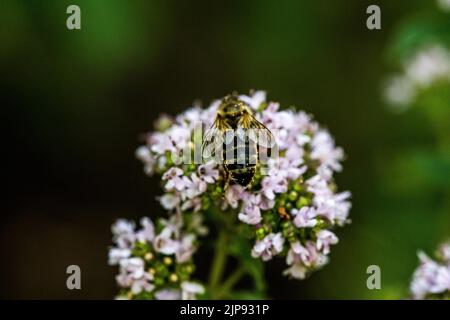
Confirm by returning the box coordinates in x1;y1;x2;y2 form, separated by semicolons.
223;168;230;195
224;178;230;194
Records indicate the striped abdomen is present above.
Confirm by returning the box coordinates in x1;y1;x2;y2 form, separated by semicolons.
223;131;258;187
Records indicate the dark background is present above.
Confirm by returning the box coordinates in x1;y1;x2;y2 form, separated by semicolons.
1;0;449;299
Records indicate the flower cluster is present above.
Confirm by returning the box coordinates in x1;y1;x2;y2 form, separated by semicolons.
410;241;450;300
109;213;206;300
384;44;450;110
438;0;450;12
136;91;351;280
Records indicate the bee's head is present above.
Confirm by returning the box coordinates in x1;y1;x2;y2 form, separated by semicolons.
218;93;245;117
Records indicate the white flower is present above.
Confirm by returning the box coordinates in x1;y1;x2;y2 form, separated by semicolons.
119;257;146;279
261;174;288;200
108;248;131;265
116;257;155;294
251;233;284;261
437;0;450;11
153;227;180;255
310;130;343;172
383;75;416;109
112;219;135;237
135;146;156;175
224;185;246;209
268;158;306;181
258;102;280;127
155;289;181;300
292;207;317;228
316;230;339;254
307;175;351;225
286;242;309;266
238;208;262;225
149;132;175;155
168;125;191;150
181;173;207;200
130;274;155;295
238;194;263;225
384;45;450;109
256;193;275;210
162;167;186;191
286;241;328;268
239;90;266;110
405;45;450;87
285;145;305;164
159;193;180;210
181;197;202;212
177;107;201;125
181;282;205;300
297;134;312;147
198;161;219;183
438;241;450;264
176;234;197;263
410;251;450;299
110;213;204;299
136;217;155;243
283;263;308;280
112;219;136;249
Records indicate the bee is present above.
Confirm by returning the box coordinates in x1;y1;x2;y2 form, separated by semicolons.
202;93;274;190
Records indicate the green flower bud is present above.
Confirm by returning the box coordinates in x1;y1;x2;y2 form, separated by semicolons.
165;152;174;166
296;196;311;208
178;263;194;276
155;263;169;277
256;227;266;240
154;277;165;286
293;183;304;192
169;273;179;283
154;115;173;132
282;221;295;239
144;252;154;261
288;191;299;202
201;197;211;210
163;257;173;266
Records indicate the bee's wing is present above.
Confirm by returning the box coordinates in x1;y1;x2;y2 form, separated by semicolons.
202;120;224;160
240;112;275;148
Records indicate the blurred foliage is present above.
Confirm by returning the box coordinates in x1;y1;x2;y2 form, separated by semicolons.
1;0;449;299
375;0;450;300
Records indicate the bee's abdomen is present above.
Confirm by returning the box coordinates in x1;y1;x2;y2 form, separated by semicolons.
223;136;258;187
226;166;256;187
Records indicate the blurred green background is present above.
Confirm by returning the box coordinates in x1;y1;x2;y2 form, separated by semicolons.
1;0;449;299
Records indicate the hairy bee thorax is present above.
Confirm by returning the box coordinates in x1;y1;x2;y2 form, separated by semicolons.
217;94;253;129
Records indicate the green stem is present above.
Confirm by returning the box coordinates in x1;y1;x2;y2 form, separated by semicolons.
217;266;246;299
208;230;228;298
